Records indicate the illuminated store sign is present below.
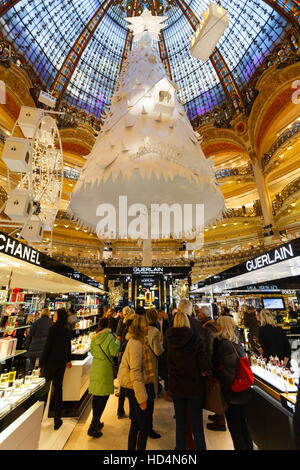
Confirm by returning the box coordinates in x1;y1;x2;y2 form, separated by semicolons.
246;244;294;272
191;238;300;291
0;231;103;290
0;233;41;266
133;267;164;275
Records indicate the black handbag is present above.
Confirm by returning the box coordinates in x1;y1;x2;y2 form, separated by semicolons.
99;344;118;379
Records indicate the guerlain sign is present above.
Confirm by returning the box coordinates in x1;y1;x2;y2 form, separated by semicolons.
246;244;294;272
132;267;164;275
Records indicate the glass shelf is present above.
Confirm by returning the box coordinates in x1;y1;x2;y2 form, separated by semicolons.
0;325;30;333
0;378;46;421
0;350;27;362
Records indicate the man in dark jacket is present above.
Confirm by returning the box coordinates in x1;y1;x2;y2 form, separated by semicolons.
243;306;260;353
157;309;171;400
26;308;52;370
164;312;209;450
198;306;227;432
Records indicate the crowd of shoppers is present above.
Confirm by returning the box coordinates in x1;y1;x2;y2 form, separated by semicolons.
17;297;295;449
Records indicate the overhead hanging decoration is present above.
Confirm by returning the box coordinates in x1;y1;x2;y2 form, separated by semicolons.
190;2;229;62
69;8;225;241
1;95;63;247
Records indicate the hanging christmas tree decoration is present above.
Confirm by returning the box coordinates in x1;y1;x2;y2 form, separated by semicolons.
69;8;225;243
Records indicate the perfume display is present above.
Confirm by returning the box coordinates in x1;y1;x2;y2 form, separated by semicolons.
71;335;91;355
0;370;9;389
0;368;46;419
7;367;16;384
251;354;299;392
75;319;93;330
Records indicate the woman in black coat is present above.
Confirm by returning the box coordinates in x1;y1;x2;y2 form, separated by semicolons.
212;315;253;450
26;308;52;371
257;309;291;365
164;311;209;450
40;308;72;430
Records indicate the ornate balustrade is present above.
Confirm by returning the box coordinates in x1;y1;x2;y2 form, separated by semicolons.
262;121;300;171
222;205;259;219
272;176;300;214
215;164;254;180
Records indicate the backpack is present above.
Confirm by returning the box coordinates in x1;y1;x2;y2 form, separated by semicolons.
230;342;254;393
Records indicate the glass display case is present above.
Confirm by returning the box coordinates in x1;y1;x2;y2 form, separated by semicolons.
0;367;47;433
71;334;91;361
246;354;299;449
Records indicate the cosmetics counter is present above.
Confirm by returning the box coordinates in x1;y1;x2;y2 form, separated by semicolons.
246;356;299;450
47;315;99;419
0;230;106;448
0;368;48;449
48;349;93;419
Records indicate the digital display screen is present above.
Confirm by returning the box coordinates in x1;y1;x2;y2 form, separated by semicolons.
262;297;285;310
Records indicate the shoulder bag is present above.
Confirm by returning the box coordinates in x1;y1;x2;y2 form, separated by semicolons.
99;343;118;379
203;375;228;415
230;342;254;392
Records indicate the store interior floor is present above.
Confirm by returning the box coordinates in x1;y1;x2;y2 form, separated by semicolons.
39;385;234;451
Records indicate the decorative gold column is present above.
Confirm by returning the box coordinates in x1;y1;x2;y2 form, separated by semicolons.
252;157;274;227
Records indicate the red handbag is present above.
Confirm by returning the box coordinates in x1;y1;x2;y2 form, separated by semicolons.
230;342;254;393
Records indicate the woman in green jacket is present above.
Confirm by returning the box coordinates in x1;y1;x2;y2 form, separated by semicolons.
88;317;120;438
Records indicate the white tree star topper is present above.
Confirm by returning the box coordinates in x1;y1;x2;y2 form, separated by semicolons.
125;8;167;42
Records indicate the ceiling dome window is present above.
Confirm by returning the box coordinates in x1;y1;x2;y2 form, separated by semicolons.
0;0;290;122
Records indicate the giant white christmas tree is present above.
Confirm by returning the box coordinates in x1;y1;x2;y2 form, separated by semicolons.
70;9;225;242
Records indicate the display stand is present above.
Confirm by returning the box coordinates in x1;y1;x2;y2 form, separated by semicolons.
245;374;297;450
0;401;44;450
48;354;92;418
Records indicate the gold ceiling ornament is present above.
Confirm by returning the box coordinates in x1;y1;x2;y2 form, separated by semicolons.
108;285;124;307
172;279;189;301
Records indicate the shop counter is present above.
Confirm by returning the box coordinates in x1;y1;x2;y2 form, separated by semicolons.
63;353;92;401
0;401;44;450
246;370;298;450
48;353;93;418
0;378;48;449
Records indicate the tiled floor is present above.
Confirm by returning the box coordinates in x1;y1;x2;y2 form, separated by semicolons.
40;390;234;451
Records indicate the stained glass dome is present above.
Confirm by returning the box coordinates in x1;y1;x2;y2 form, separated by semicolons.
0;0;296;125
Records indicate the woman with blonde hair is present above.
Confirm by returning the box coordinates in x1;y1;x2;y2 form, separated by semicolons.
257;308;291;365
116;307;136;418
164;310;209;450
26;307;52;371
118;314;156;450
178;299;202;336
145;308;164;439
212;315;253;450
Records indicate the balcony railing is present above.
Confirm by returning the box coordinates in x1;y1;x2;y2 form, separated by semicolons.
272;177;300;214
222;204;260;219
215;164;254;180
262;122;300;171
